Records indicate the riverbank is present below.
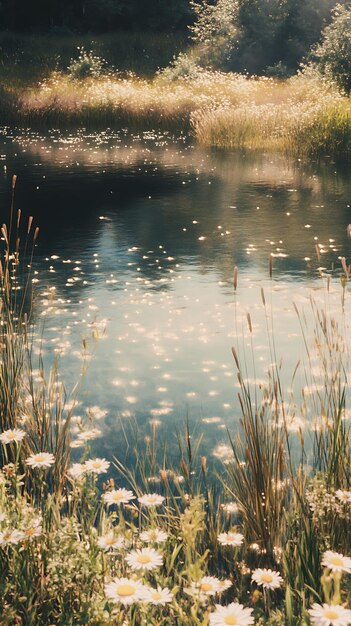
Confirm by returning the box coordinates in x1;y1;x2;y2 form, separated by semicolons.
2;65;351;159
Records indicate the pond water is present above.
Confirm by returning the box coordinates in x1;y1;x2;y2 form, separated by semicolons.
0;127;350;466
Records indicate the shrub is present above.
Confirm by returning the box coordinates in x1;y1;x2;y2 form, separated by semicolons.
67;47;108;80
311;4;351;93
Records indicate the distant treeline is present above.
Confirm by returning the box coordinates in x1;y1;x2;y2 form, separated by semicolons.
0;0;193;32
0;0;348;74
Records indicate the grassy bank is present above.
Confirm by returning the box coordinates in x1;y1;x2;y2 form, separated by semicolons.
1;180;351;624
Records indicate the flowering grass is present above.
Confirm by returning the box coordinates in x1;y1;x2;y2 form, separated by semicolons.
1;185;351;624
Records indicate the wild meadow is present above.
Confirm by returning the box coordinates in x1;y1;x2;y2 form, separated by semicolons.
1;176;351;625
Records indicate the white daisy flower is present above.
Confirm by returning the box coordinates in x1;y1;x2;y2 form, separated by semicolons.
0;429;26;445
139;528;168;543
23;519;42;540
103;488;135;506
0;528;25;545
138;493;165;507
322;551;351;574
126;547;163;571
67;463;86;480
85;458;110;474
218;531;244;546
251;568;283;590
193;576;222;596
309;602;351;626
98;531;126;551
141;585;173;605
217;579;233;592
25;452;55;468
335;490;351;504
209;602;254;625
105;577;145;606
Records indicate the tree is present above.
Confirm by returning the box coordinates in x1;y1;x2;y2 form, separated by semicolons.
311;3;351;92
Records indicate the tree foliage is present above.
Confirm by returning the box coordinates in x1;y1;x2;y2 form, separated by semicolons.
311;4;351;93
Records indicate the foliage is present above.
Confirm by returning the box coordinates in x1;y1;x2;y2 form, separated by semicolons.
68;47;108;80
310;4;351;93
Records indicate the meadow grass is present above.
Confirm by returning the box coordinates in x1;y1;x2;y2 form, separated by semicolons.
1;180;351;624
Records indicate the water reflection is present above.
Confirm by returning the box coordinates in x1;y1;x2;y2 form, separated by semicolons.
0;128;350;466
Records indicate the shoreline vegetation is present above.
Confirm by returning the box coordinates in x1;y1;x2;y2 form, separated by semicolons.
1;179;351;624
1;32;351;159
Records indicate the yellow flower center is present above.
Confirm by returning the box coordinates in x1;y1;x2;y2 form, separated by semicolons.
152;592;162;600
25;527;36;536
35;455;45;462
224;617;237;625
261;573;273;583
324;610;339;620
106;537;115;545
92;461;101;469
330;557;344;567
137;554;151;564
200;583;213;592
116;584;135;597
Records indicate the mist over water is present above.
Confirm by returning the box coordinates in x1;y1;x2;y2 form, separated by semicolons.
1;127;350;466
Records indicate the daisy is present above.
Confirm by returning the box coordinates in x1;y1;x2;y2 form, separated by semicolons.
0;429;26;445
218;531;244;547
251;568;283;590
23;519;42;540
209;602;254;626
139;528;168;543
309;602;351;626
85;458;110;474
103;488;135;506
105;577;145;606
335;490;351;504
25;452;55;469
98;532;126;551
0;528;25;545
217;579;233;592
193;576;222;596
141;585;173;605
322;551;351;574
126;547;163;571
67;463;86;480
138;493;165;507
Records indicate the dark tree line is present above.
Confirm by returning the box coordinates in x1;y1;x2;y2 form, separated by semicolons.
0;0;193;32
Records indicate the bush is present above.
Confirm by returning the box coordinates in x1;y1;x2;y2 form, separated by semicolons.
67;47;108;80
311;4;351;93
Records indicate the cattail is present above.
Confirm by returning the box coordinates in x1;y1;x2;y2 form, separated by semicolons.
1;224;8;242
17;209;21;229
233;265;238;290
12;174;17;189
27;216;33;234
231;346;240;369
247;312;252;333
180;458;189;478
201;456;207;475
261;287;265;306
159;469;168;485
347;224;351;239
269;254;273;277
34;227;39;241
341;256;349;278
315;244;321;264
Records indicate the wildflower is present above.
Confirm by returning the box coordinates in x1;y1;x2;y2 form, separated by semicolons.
217;579;233;592
23;519;42;540
85;458;110;474
209;602;254;625
322;551;351;574
218;531;244;546
309;602;351;626
0;429;26;445
98;532;126;551
25;452;55;468
251;568;283;590
103;488;135;506
138;493;165;507
335;490;351;504
0;528;25;545
141;585;173;605
105;577;145;606
126;547;163;571
67;463;86;479
193;576;222;596
139;528;168;543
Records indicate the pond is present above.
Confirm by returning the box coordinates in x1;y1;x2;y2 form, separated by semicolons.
0;127;350;466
